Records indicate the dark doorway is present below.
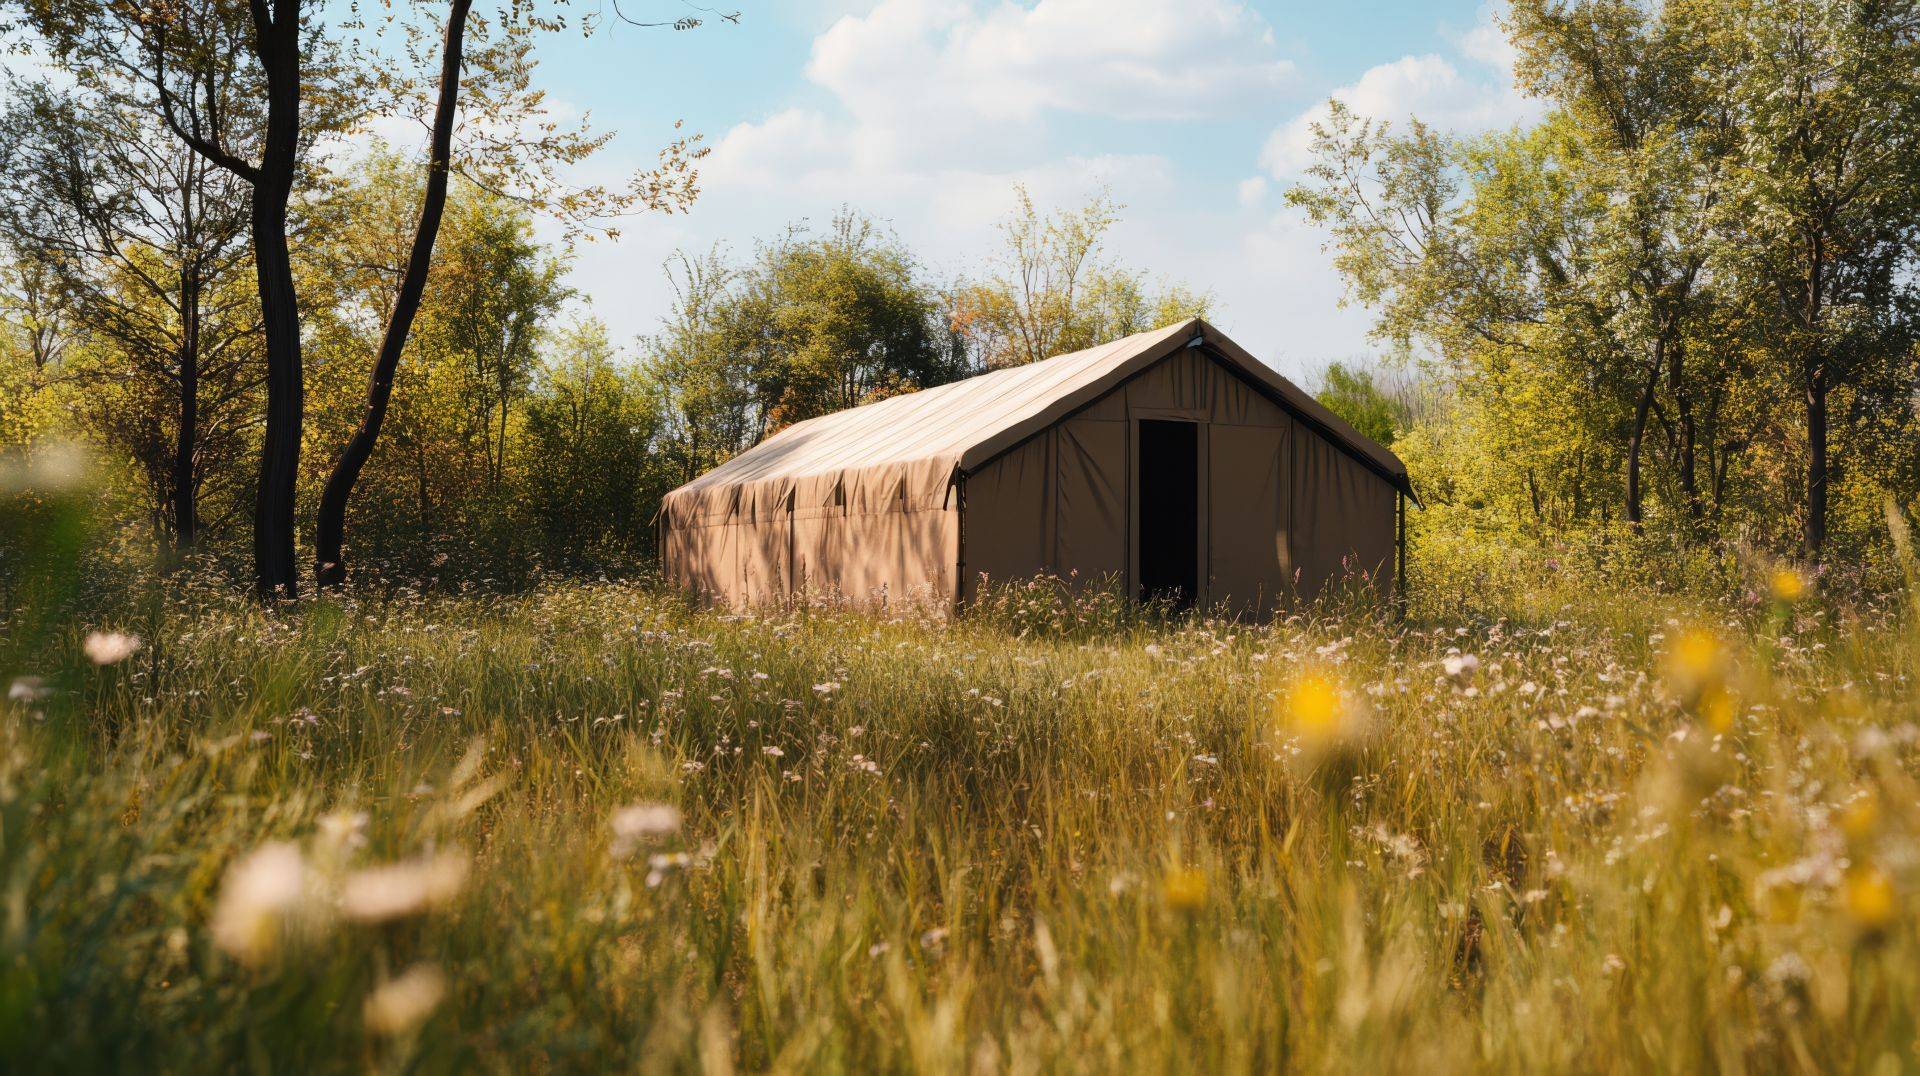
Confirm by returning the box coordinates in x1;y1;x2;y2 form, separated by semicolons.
1137;419;1199;609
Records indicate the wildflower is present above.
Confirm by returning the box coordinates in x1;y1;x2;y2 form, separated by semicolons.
1665;628;1736;732
1839;792;1879;843
1441;653;1480;682
7;676;50;702
1696;686;1738;734
340;851;468;922
315;810;370;857
1162;867;1208;912
611;802;682;857
1768;566;1809;603
1842;863;1896;931
364;964;447;1036
646;851;693;888
812;681;840;696
1271;670;1370;758
762;745;784;758
1666;628;1727;692
210;841;317;964
83;631;141;666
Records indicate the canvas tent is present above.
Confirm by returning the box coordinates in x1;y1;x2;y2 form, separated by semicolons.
659;319;1412;618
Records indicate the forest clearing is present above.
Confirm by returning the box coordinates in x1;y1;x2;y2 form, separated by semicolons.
6;0;1920;1070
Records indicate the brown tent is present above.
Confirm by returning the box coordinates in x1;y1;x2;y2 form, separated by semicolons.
660;319;1412;617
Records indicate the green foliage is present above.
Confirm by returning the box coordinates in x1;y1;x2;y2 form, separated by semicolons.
949;186;1212;369
1313;362;1404;445
722;211;967;430
1289;0;1920;560
640;211;966;479
521;321;675;568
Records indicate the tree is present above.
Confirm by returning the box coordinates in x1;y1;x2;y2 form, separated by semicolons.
1313;362;1404;446
310;6;706;587
730;212;966;431
1288;2;1779;542
7;0;709;594
949;186;1211;369
0;254;72;446
0;82;259;556
1289;0;1920;557
642;247;757;485
1507;0;1737;532
310;0;474;587
641;212;965;474
426;191;570;493
1289;107;1630;532
299;164;575;576
7;0;355;595
520;320;669;567
1701;0;1920;555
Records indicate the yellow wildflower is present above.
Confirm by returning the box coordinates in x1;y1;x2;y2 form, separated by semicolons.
1843;863;1896;931
1665;628;1738;731
1840;792;1880;844
1163;867;1208;912
1667;629;1726;691
1272;670;1368;751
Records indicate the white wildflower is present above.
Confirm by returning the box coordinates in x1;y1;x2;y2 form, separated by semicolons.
210;841;317;964
7;676;50;702
611;802;682;857
83;631;141;666
340;851;468;922
364;963;447;1035
646;850;693;888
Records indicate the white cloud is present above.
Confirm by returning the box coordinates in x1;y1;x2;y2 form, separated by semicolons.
1451;1;1520;70
810;0;1291;125
567;0;1531;375
1258;4;1538;179
682;0;1277;278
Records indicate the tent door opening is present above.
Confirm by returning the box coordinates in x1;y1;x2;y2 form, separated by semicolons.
1137;419;1199;609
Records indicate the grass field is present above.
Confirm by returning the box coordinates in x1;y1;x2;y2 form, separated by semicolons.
3;549;1919;1072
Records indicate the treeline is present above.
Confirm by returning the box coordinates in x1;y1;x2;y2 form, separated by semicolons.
1291;0;1920;561
0;0;713;596
0;141;1204;583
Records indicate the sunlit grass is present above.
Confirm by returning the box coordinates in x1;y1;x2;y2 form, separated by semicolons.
1;566;1917;1071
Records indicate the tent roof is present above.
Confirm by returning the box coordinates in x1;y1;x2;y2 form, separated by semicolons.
661;319;1410;523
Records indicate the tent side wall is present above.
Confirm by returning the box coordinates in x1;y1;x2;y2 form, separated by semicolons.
961;346;1397;615
663;487;958;611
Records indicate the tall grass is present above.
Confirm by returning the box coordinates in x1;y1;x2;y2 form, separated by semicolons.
2;516;1918;1068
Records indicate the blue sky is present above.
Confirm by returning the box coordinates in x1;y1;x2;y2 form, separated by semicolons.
470;1;1541;379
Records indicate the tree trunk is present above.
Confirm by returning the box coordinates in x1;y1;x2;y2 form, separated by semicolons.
1625;345;1662;529
248;5;305;600
314;0;474;590
1669;337;1699;523
171;259;200;559
1804;365;1828;556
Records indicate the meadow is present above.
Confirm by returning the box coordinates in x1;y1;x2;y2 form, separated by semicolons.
3;531;1919;1073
